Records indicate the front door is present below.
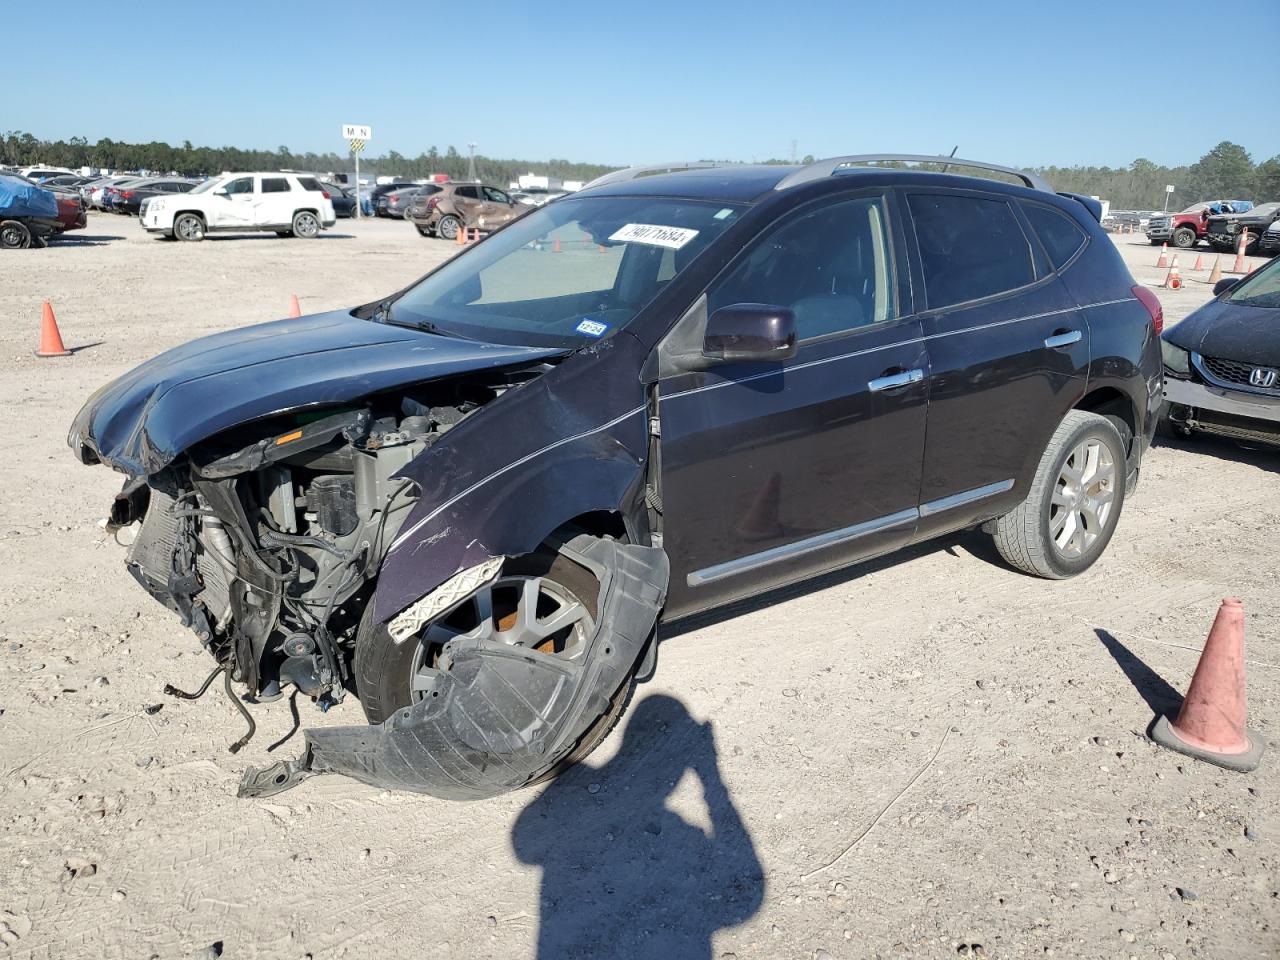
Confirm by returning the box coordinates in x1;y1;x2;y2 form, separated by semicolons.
211;176;256;227
657;191;930;618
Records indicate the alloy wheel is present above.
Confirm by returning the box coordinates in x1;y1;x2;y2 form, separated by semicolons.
1049;438;1116;558
408;574;594;698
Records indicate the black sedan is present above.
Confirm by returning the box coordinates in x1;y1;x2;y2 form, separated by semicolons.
116;178;197;215
1160;257;1280;448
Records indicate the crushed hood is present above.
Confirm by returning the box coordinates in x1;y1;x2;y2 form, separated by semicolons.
69;310;566;476
1164;298;1280;368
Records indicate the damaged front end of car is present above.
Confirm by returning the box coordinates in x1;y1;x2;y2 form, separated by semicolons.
69;310;668;798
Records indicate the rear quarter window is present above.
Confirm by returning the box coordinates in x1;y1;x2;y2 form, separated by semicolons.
908;193;1037;310
1022;202;1088;270
261;177;292;193
296;177;322;192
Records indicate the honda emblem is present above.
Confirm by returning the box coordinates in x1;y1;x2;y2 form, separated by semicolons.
1249;366;1278;388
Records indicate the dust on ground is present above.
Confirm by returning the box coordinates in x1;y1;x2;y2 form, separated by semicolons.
0;217;1275;959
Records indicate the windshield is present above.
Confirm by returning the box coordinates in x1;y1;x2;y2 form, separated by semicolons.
189;177;223;194
1226;257;1280;308
390;195;745;347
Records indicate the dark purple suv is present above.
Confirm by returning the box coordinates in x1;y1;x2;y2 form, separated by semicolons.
69;155;1164;799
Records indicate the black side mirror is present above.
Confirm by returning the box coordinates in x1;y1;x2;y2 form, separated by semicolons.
701;303;796;365
1213;278;1240;296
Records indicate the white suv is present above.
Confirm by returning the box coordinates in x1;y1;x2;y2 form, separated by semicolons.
140;172;337;241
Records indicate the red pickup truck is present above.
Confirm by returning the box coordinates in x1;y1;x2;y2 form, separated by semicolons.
1145;203;1213;248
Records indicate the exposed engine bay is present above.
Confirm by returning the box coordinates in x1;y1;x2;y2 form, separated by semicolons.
112;367;542;712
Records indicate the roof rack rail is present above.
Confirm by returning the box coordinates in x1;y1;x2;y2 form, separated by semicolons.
580;161;728;191
773;154;1052;193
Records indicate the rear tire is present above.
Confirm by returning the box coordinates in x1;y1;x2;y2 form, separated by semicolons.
291;210;320;239
990;410;1127;579
436;215;460;241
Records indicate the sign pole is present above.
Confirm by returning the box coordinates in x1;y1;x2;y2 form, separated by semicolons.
354;151;360;219
341;124;372;220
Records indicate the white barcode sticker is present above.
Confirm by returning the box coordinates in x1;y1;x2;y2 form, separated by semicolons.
608;223;699;249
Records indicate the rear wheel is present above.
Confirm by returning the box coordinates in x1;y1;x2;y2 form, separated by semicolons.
436;215;461;241
355;545;637;782
990;411;1127;579
291;210;320;239
173;213;205;242
0;220;32;249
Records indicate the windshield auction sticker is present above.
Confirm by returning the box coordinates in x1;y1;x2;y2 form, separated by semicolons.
609;223;699;249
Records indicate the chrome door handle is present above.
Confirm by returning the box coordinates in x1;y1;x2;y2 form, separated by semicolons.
1044;330;1083;349
868;368;925;392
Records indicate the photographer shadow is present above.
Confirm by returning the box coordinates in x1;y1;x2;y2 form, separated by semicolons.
512;694;764;960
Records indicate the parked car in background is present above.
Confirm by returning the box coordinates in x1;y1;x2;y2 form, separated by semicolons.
1261;218;1280;255
406;182;525;239
369;181;419;216
139;172;336;241
381;185;436;219
1206;201;1280;255
18;165;75;182
112;178;197;215
69;155;1162;800
7;174;88;236
321;182;357;218
1145;200;1251;249
103;177;152;212
0;173;62;248
42;174;94;189
1160;255;1280;447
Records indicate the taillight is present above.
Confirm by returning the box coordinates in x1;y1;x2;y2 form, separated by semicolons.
427;197;440;209
1132;285;1163;336
321;191;330;199
120;191;133;199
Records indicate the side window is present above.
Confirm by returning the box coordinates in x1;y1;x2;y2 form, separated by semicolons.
908;193;1036;309
1022;202;1088;269
295;176;321;192
261;177;291;193
484;187;511;203
455;185;480;200
222;177;254;196
709;196;894;340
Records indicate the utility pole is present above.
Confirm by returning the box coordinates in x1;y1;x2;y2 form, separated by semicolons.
467;142;477;182
790;139;797;164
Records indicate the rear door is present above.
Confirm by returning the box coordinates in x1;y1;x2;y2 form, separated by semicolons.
657;189;929;617
452;184;482;223
257;175;294;225
903;189;1090;540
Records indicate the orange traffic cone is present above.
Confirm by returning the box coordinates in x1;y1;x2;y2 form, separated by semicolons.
1192;253;1204;271
1207;256;1223;284
1162;256;1182;290
288;294;302;318
553;238;562;253
1231;231;1248;273
1155;243;1169;268
35;300;71;357
1150;599;1263;772
1247;260;1256;274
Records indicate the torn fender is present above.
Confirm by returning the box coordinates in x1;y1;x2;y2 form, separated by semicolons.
371;332;653;626
239;536;669;800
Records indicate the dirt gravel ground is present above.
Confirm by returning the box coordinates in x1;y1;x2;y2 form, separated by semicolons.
0;216;1276;960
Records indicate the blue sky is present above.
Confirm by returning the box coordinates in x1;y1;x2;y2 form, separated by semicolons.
10;0;1279;168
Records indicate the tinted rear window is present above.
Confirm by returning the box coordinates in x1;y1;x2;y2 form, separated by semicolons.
909;193;1036;309
262;177;292;193
1023;202;1087;269
296;176;322;192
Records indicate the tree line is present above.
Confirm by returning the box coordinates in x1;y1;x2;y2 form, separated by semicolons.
3;132;1277;208
0;131;616;186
